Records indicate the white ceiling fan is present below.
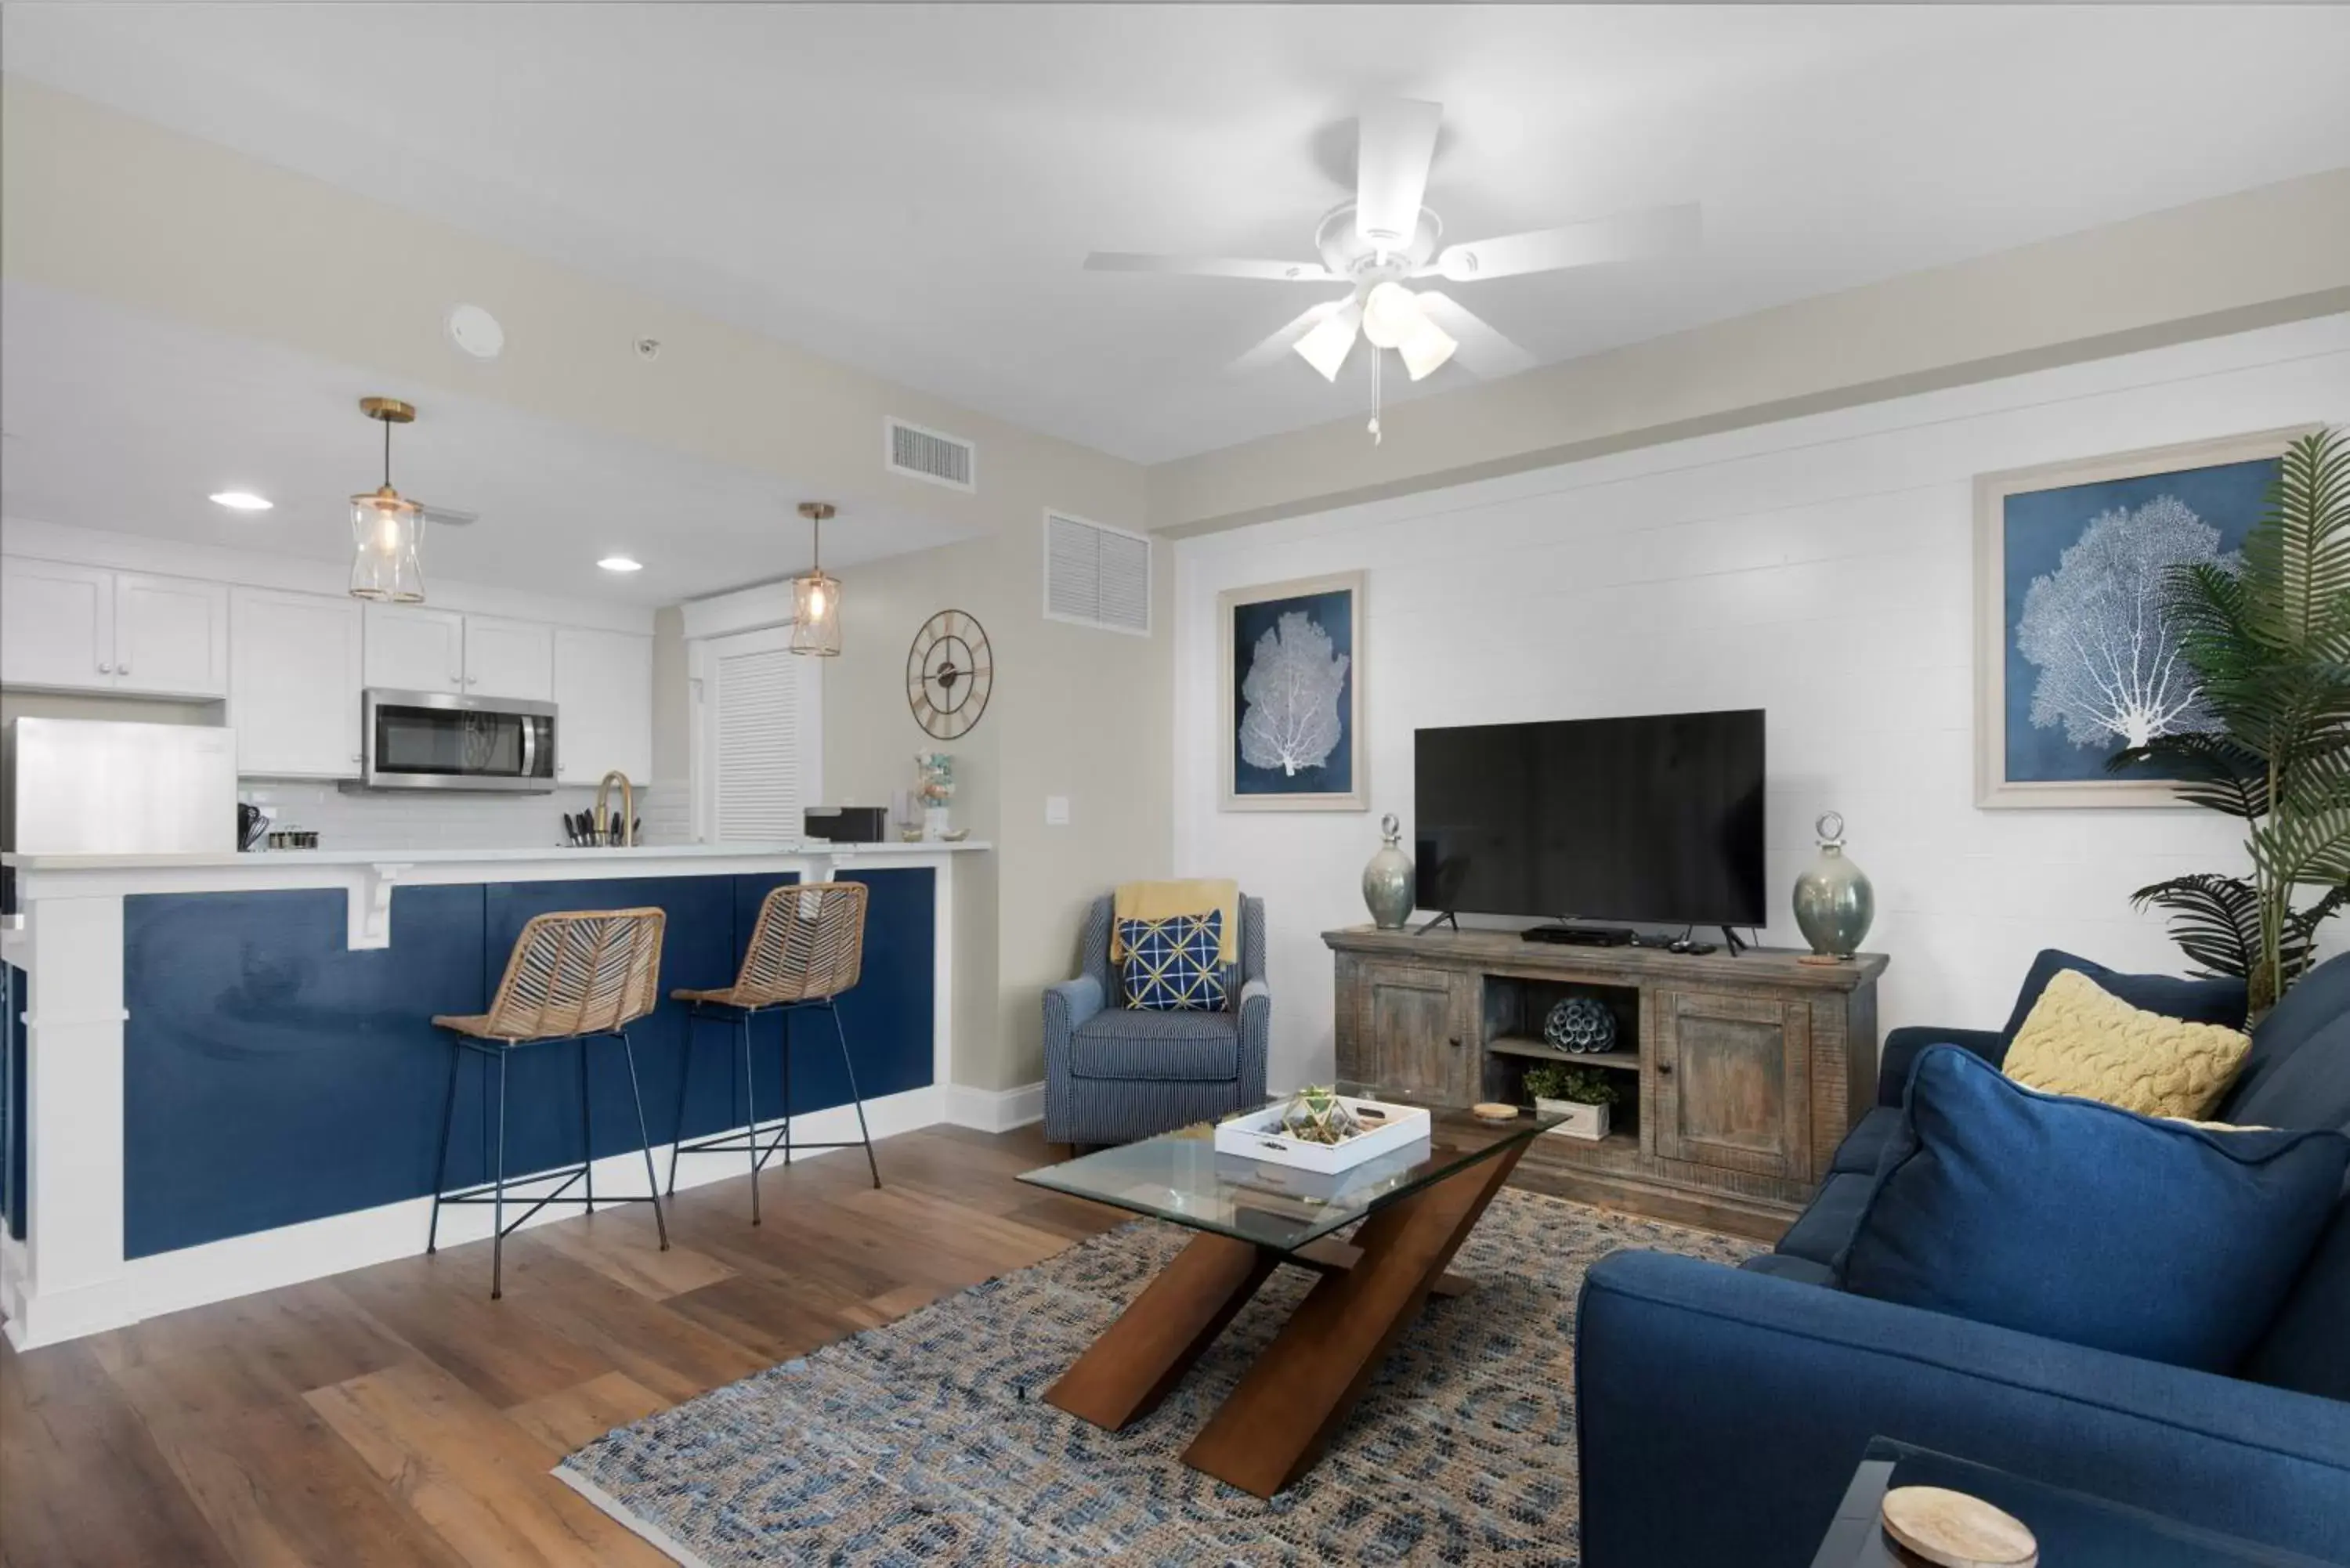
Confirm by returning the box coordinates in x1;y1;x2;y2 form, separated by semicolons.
1086;97;1699;439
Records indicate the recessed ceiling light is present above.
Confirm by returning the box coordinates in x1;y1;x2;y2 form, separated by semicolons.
210;491;273;511
598;555;644;573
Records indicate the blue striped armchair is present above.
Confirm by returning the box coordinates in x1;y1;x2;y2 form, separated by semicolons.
1042;893;1270;1147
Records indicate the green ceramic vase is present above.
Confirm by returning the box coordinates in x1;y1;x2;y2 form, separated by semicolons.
1792;811;1875;959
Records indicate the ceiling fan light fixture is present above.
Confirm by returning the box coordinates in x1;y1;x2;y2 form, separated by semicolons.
1359;281;1424;349
1292;302;1362;382
1397;313;1458;381
349;397;425;603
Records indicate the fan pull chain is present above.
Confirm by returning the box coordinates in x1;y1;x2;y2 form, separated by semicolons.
1368;349;1384;445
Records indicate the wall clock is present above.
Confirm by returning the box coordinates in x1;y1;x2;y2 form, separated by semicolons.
906;610;993;739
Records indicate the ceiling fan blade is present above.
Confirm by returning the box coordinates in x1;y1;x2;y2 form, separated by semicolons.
1354;97;1442;254
414;501;477;528
1428;202;1701;283
1414;292;1535;378
1227;298;1356;374
1292;299;1365;381
1083;252;1337;281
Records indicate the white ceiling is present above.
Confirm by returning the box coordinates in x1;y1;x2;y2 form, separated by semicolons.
4;5;2349;466
0;283;977;606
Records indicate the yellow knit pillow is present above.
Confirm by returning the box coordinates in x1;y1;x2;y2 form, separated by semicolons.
2003;969;2251;1119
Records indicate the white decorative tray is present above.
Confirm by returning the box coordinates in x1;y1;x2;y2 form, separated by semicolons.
1213;1094;1433;1175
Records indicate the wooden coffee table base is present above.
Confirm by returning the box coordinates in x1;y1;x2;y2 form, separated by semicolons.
1043;1141;1528;1499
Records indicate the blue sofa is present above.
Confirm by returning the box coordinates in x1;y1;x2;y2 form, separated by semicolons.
1574;951;2350;1567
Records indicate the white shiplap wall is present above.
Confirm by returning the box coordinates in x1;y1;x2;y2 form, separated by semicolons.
1174;313;2350;1093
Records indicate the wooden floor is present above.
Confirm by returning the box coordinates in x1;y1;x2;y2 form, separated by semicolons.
0;1125;1122;1568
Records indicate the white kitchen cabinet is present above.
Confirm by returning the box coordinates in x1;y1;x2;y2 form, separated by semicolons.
463;616;555;702
0;559;226;697
552;627;653;785
363;604;466;694
230;589;365;777
113;573;230;697
1;558;113;690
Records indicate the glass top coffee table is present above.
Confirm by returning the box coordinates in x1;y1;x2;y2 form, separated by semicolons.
1018;1087;1564;1498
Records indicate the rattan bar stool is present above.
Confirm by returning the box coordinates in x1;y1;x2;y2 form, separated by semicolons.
668;880;879;1222
428;907;671;1299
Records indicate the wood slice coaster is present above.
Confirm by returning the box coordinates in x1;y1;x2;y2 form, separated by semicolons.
1881;1486;2037;1568
1796;952;1849;966
1471;1102;1520;1122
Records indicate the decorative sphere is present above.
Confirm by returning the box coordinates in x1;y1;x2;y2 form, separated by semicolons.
1542;995;1617;1055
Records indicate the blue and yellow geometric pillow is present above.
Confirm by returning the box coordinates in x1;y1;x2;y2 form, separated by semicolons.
1118;910;1227;1012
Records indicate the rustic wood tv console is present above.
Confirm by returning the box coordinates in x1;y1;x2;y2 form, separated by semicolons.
1324;927;1889;1239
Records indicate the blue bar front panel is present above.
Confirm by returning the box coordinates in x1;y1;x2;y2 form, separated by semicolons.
121;868;936;1259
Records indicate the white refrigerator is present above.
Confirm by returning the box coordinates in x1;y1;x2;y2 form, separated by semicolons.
2;717;237;855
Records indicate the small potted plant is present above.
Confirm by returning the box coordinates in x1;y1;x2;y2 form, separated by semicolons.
1522;1062;1621;1142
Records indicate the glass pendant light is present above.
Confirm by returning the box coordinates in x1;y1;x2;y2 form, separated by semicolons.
790;501;842;656
349;396;425;602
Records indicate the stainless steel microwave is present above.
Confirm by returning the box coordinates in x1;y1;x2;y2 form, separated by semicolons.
357;688;558;792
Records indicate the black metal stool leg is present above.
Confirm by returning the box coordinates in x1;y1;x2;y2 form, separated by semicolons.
830;1001;880;1190
781;1006;795;1168
667;1011;696;1196
739;1010;761;1225
617;1030;670;1252
577;1033;596;1215
427;1039;460;1254
490;1048;510;1300
478;1051;492;1202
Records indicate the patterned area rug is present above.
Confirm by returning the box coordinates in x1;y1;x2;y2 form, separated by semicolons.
559;1188;1758;1565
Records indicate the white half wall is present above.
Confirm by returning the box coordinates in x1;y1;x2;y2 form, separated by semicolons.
1174;313;2350;1093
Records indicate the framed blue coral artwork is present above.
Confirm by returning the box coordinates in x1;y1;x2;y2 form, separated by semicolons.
1973;426;2310;807
1219;572;1365;811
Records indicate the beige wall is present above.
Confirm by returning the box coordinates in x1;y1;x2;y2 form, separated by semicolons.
663;509;1173;1093
815;481;1173;1091
1148;167;2350;534
649;605;690;785
982;511;1175;1089
818;533;1006;1087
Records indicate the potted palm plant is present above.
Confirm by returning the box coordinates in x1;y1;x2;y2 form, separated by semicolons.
2117;428;2350;1016
1523;1062;1622;1142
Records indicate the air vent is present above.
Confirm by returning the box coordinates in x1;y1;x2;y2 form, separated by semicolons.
885;417;976;492
1044;511;1152;636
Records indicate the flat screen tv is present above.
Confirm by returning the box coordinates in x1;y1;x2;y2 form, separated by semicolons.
1414;710;1766;927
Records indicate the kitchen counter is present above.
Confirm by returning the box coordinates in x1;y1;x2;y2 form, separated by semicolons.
0;840;985;1348
2;840;991;873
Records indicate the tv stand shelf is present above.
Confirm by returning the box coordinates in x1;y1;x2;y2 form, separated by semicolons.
1324;926;1887;1240
1486;1038;1642;1072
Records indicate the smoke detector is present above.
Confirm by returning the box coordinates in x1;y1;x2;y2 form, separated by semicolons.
445;304;504;359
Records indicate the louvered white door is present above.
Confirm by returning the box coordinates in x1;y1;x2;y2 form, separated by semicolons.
695;627;822;844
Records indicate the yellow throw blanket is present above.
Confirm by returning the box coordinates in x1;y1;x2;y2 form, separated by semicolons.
1111;878;1240;966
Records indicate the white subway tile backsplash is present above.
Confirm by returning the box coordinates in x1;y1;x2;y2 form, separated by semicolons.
237;779;662;852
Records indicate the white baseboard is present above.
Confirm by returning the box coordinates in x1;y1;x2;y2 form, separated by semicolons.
941;1080;1046;1134
3;1086;942;1350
